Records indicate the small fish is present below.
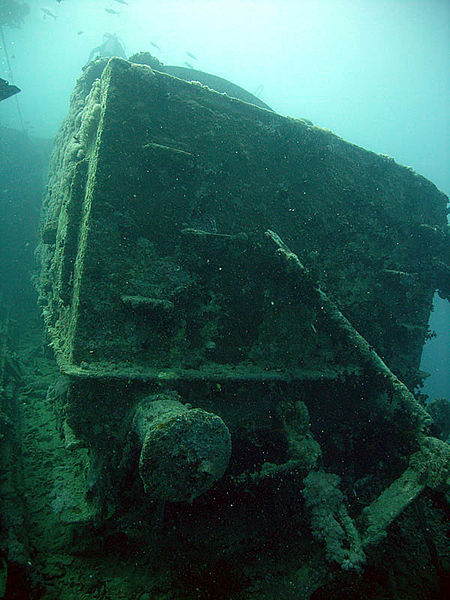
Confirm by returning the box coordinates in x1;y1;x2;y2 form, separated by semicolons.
0;78;20;102
150;41;160;50
77;30;84;35
41;7;57;19
114;0;128;4
105;8;119;15
184;61;194;69
186;51;197;60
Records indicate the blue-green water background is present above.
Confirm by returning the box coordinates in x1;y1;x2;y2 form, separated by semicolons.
1;0;448;398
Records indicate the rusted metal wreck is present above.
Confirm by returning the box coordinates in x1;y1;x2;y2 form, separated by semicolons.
36;56;449;599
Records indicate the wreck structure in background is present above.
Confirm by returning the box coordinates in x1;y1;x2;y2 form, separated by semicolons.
35;57;449;598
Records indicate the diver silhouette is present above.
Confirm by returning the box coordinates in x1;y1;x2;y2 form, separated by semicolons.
88;33;126;62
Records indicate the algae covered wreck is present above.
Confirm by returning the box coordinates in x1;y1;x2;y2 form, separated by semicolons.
31;56;450;598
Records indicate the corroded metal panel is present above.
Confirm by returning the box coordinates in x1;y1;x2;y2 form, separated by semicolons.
40;58;447;384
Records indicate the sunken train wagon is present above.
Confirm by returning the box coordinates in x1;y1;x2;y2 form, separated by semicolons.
37;57;450;598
